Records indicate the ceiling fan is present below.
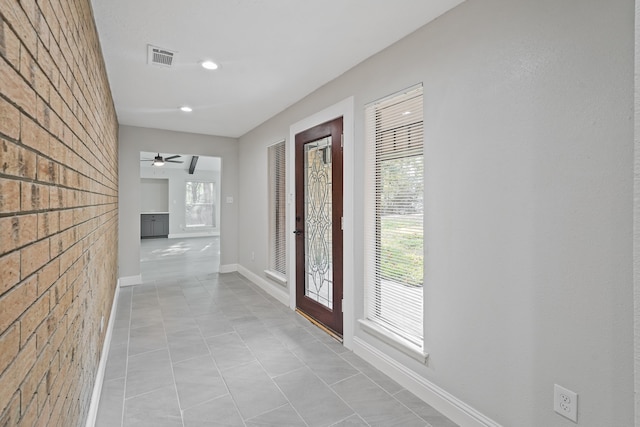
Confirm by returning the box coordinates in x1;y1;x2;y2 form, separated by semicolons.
141;153;184;166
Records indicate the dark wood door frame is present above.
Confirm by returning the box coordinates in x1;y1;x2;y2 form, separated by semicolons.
294;116;344;336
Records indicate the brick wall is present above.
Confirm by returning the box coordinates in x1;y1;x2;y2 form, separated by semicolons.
0;0;118;425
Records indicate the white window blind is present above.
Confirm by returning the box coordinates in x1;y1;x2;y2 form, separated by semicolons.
268;141;287;276
364;85;424;349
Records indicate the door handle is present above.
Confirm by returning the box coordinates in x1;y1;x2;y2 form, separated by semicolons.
293;230;303;235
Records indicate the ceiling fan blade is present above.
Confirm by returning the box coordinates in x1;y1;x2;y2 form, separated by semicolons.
166;160;184;163
140;159;154;161
165;155;182;160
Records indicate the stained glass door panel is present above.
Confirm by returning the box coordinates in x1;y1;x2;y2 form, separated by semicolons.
304;136;333;309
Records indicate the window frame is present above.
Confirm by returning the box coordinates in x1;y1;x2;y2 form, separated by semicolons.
184;180;216;229
362;84;427;362
266;140;287;285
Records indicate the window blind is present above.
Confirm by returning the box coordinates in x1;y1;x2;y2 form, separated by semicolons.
364;85;424;348
268;141;287;276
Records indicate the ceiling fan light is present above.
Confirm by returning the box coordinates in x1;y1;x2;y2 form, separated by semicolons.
152;154;165;166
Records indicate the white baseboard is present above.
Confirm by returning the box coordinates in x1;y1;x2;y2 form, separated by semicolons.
118;275;142;287
85;281;121;427
352;337;502;427
168;231;219;238
219;264;238;274
237;264;289;306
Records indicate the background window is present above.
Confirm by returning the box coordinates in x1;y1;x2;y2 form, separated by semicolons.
185;181;215;227
365;85;424;349
268;141;287;276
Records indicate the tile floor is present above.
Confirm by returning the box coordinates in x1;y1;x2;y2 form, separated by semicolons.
139;236;220;282
95;239;457;427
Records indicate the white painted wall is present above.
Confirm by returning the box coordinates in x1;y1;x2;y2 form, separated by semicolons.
634;1;640;424
119;125;238;279
238;0;634;425
140;178;169;213
140;166;221;236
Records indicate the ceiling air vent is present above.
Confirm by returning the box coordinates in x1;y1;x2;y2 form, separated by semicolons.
147;45;177;68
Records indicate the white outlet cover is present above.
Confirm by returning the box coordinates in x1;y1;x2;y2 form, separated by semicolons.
554;384;578;423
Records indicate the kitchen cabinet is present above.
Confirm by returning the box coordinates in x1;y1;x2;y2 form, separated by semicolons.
141;213;169;238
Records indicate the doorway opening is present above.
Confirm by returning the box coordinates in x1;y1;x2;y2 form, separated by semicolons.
138;151;222;281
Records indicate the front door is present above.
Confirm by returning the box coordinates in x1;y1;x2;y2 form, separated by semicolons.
294;117;343;336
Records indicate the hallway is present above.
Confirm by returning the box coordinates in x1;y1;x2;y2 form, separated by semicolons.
95;271;458;426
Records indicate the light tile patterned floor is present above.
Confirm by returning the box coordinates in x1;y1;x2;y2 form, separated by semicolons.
139;236;220;282
96;269;458;426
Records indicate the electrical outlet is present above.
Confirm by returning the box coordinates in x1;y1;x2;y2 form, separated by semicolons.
554;384;577;422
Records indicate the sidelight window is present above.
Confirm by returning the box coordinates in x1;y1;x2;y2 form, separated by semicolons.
267;141;287;280
364;85;424;352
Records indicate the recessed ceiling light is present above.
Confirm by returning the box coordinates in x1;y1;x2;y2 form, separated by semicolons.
201;60;218;70
180;106;193;112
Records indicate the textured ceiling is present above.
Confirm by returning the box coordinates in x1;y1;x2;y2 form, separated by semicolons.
91;0;464;138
